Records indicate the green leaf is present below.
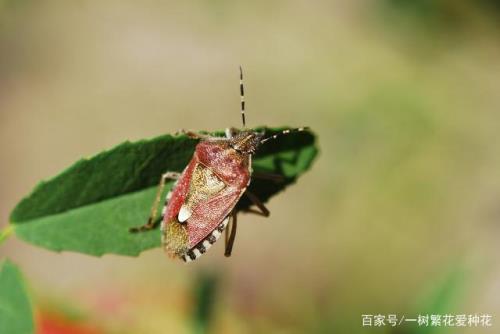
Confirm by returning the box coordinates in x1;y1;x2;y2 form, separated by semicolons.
10;128;318;256
0;260;34;334
409;264;467;334
192;272;219;334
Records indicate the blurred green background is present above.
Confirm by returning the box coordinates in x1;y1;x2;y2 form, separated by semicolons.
1;1;499;333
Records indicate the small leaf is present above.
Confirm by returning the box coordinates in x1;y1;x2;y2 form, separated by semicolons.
192;273;218;334
408;265;467;334
0;259;34;334
10;128;318;256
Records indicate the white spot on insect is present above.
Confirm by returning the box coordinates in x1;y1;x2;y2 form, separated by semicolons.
182;216;230;263
166;191;172;201
178;205;192;223
202;240;211;249
225;128;233;138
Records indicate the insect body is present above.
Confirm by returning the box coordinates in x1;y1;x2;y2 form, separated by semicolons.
130;67;308;262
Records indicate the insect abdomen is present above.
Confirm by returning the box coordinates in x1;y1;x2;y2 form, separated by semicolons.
182;216;229;262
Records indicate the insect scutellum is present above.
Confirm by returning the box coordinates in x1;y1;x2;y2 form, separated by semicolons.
228;66;309;155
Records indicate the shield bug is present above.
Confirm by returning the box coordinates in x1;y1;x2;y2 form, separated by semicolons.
130;67;308;262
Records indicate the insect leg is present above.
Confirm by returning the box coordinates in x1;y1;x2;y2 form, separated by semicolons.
175;129;212;140
243;190;270;217
224;211;238;257
252;171;285;183
129;171;181;233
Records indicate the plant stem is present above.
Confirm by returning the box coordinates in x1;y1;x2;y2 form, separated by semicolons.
0;225;14;246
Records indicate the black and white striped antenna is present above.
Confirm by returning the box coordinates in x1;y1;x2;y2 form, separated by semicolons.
239;66;246;128
260;127;310;145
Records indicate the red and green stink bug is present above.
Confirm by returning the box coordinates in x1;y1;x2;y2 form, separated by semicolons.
130;67;308;262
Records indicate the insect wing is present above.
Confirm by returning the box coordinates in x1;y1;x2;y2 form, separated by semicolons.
163;158;197;223
162;157;245;249
187;184;245;247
